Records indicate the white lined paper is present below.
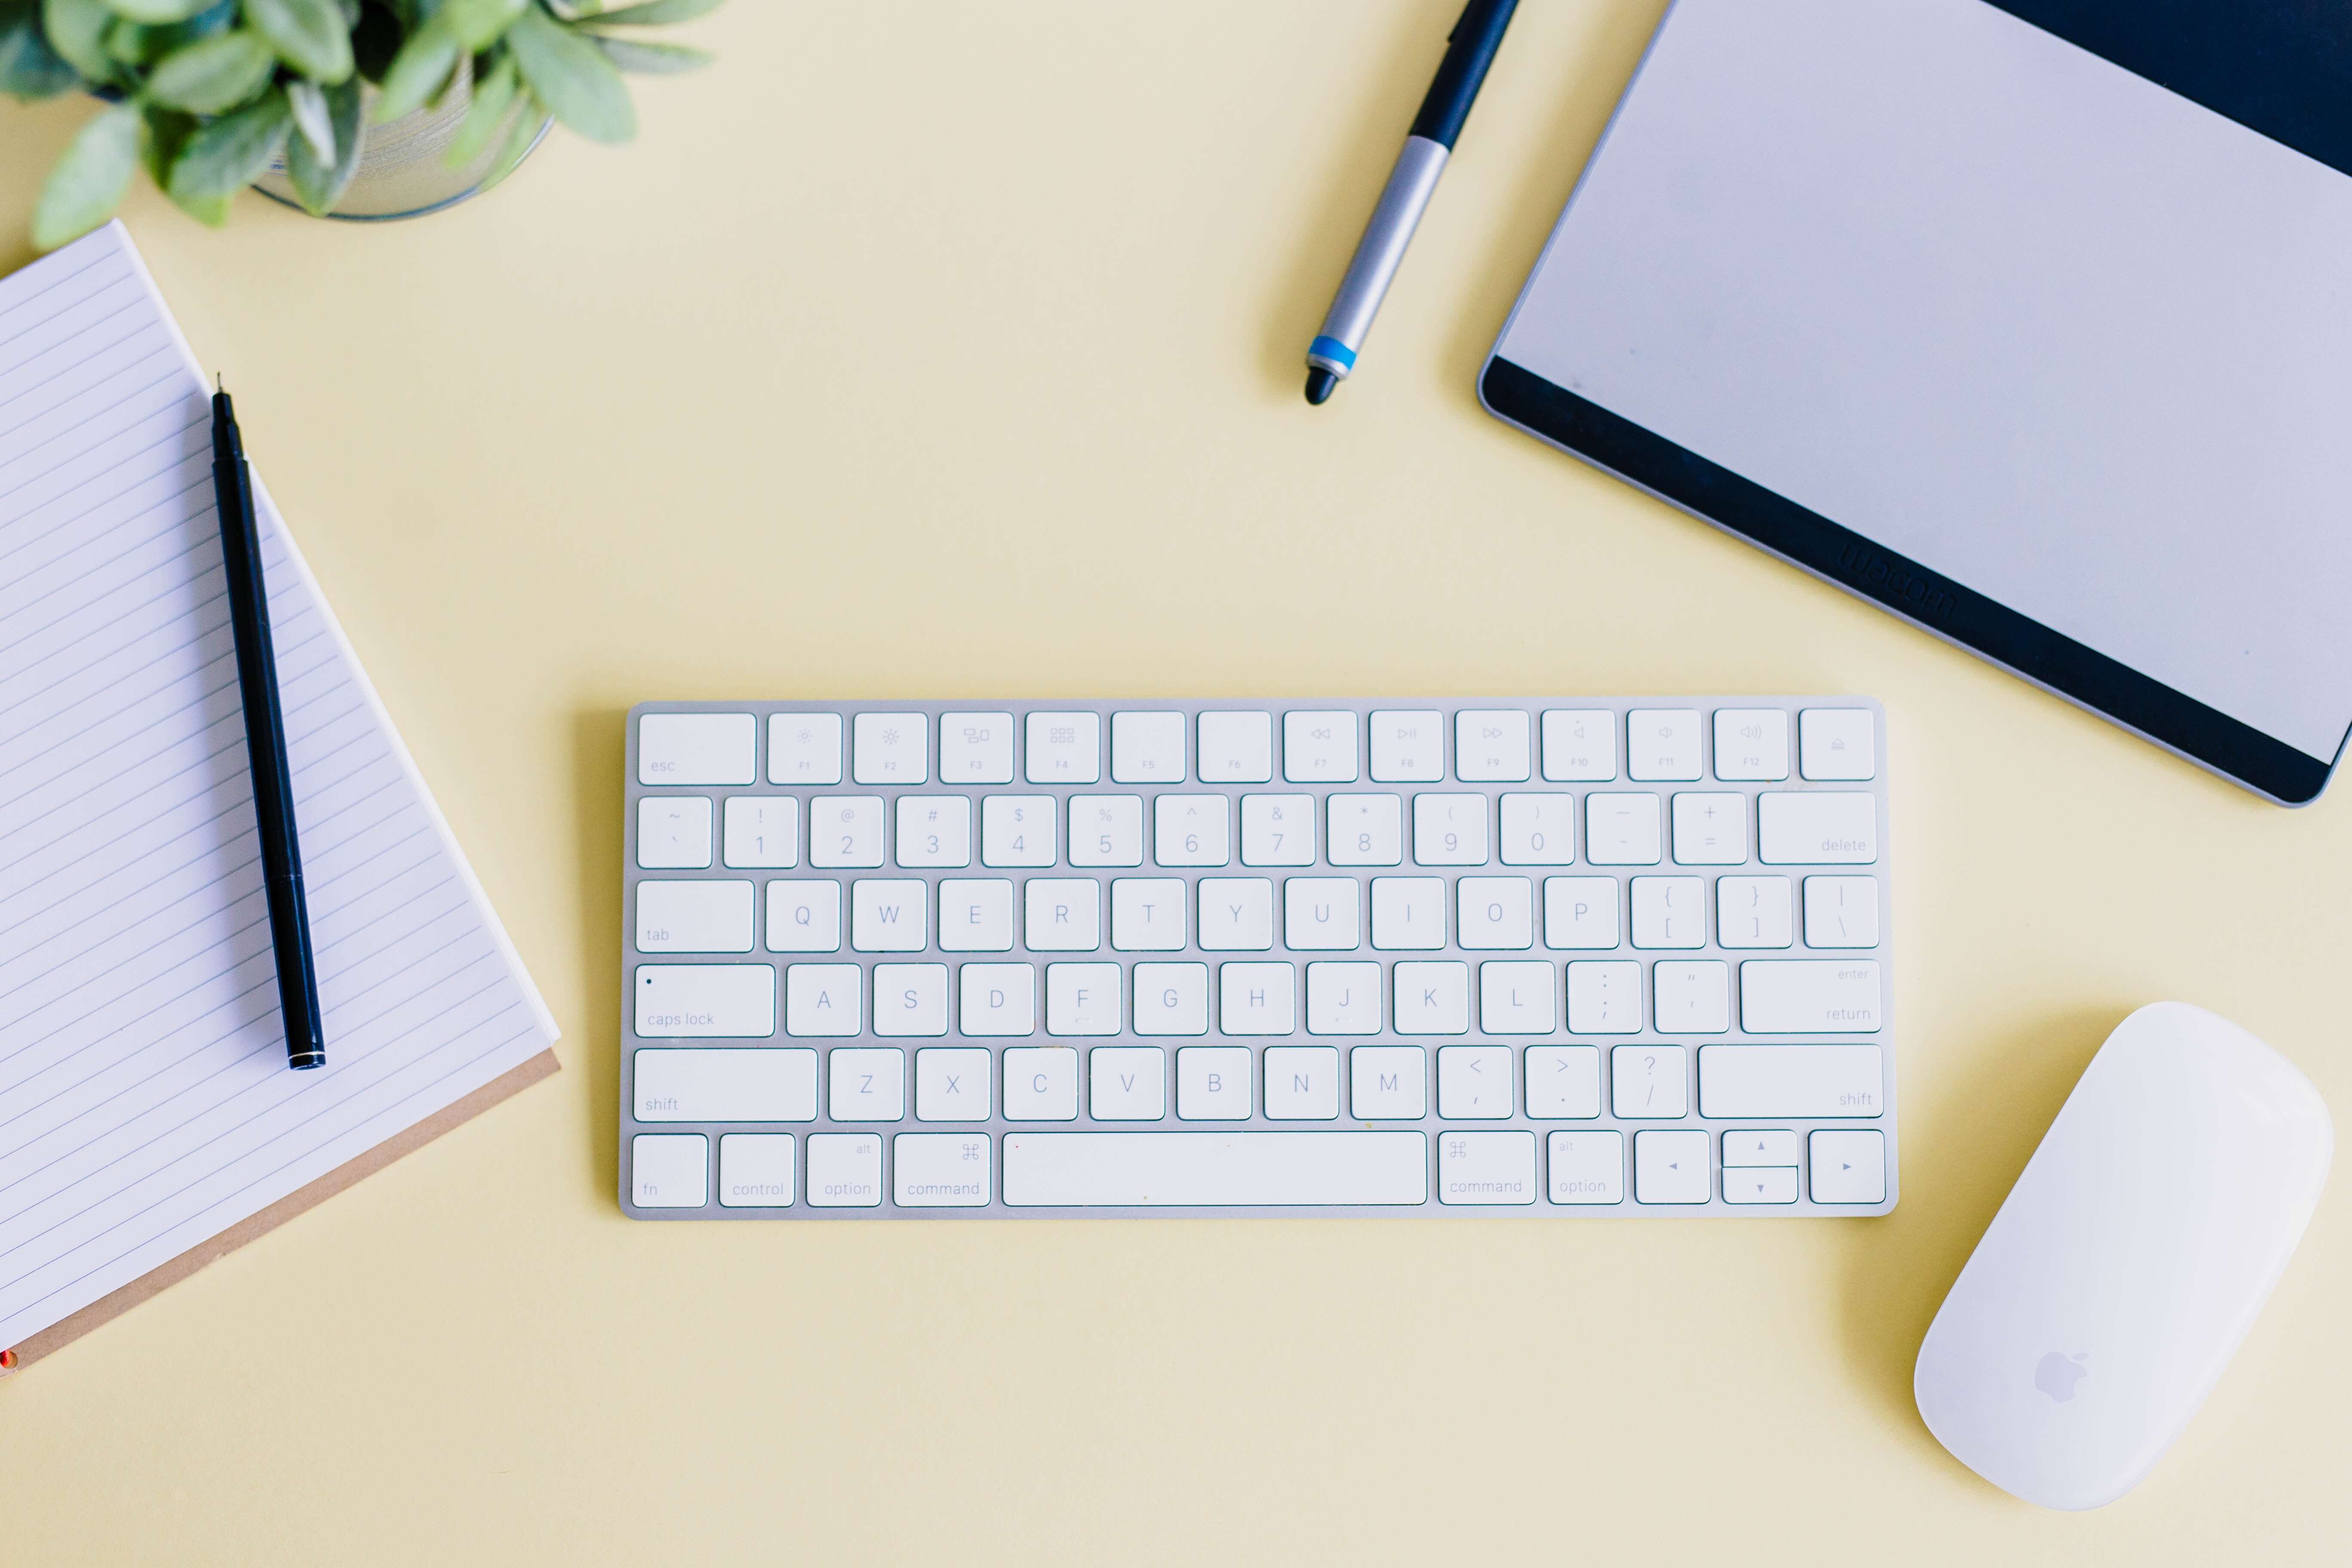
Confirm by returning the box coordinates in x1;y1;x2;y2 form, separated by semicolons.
0;223;558;1351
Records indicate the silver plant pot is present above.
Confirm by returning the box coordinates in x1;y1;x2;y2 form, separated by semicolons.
253;76;552;222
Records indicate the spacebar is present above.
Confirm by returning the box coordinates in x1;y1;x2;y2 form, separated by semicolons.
1002;1132;1429;1207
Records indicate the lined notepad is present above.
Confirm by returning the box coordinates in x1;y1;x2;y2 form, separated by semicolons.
0;223;558;1357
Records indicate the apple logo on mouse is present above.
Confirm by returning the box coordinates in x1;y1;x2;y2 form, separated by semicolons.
2034;1351;2090;1403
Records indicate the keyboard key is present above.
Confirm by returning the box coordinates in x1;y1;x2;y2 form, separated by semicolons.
1542;876;1620;949
1723;1129;1801;1167
1284;876;1360;950
636;879;754;953
808;795;885;868
767;712;843;785
1219;961;1296;1034
852;879;929;952
1455;710;1531;781
1177;1045;1252;1118
1154;793;1231;867
1583;793;1661;864
959;962;1035;1035
1758;792;1877;864
894;796;972;868
829;1046;904;1121
1803;875;1881;948
1283;710;1360;782
639;796;714;869
1457;876;1533;949
635;963;775;1038
1630;876;1706;948
1112;877;1188;950
872;963;949;1037
1111;710;1186;783
1612;1045;1688;1118
916;1046;992;1120
1367;710;1445;781
939;712;1015;783
806;1133;883;1207
1026;711;1101;784
1565;960;1641;1033
1498;793;1574;865
936;879;1013;951
1739;960;1883;1033
852;712;928;784
1371;876;1446;949
982;795;1057;867
1047;962;1121;1035
1652;960;1730;1033
634;1047;818;1121
1264;1045;1341;1119
1525;1044;1602;1118
1090;1045;1167;1118
1392;960;1470;1033
1437;1130;1536;1204
1438;1043;1513;1118
1002;1046;1079;1120
1717;876;1793;949
1197;710;1273;782
1548;1130;1623;1204
1634;1128;1711;1204
1712;709;1790;781
640;712;756;786
1133;962;1209;1035
1699;1044;1885;1116
766;880;842;953
1025;878;1102;951
1724;1166;1798;1204
1478;960;1555;1034
1670;792;1748;865
1800;708;1876;780
1541;709;1618;781
1809;1129;1887;1203
1327;793;1403;865
1305;960;1381;1034
1002;1131;1427;1206
1626;709;1703;781
718;1134;795;1207
723;796;796;869
786;964;862;1036
1068;794;1145;867
1198;878;1274;950
631;1133;708;1208
1412;793;1489;865
1241;793;1317;866
1351;1044;1427;1119
894;1132;992;1206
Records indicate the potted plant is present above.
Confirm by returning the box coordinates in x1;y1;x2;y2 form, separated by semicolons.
0;0;720;248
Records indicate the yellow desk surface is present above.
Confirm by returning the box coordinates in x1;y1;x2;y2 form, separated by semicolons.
3;4;2345;1561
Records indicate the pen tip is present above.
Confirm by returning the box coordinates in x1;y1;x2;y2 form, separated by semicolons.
1304;368;1338;405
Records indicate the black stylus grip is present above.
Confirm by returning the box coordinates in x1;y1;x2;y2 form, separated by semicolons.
1409;0;1519;148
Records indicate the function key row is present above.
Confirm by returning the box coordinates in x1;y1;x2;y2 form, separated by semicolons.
637;706;1879;789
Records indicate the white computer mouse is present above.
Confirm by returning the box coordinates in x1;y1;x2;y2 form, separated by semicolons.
1914;1001;2331;1510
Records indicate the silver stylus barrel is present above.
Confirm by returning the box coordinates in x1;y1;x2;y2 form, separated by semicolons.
1308;135;1452;380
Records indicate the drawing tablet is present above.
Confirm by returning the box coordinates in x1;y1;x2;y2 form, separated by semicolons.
1482;0;2352;803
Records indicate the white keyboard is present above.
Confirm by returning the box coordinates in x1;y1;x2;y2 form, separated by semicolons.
620;699;1895;1218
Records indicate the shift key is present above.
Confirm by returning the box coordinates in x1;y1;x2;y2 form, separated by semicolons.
1740;960;1881;1033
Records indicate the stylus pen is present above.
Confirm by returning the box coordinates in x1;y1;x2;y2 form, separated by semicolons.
1304;0;1518;405
211;383;325;1071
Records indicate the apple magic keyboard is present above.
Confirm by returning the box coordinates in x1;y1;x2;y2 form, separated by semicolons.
621;699;1894;1219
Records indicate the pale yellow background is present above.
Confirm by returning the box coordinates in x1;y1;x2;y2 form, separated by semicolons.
3;3;2346;1561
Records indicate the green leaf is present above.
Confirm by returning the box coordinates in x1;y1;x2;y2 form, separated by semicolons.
43;0;117;77
31;99;139;250
506;6;628;142
100;0;211;22
285;74;331;159
576;0;721;24
371;13;455;119
2;5;79;98
138;98;196;184
441;0;519;51
246;0;352;80
164;84;291;216
144;28;276;112
475;83;541;191
284;71;360;212
443;46;514;164
588;34;704;73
